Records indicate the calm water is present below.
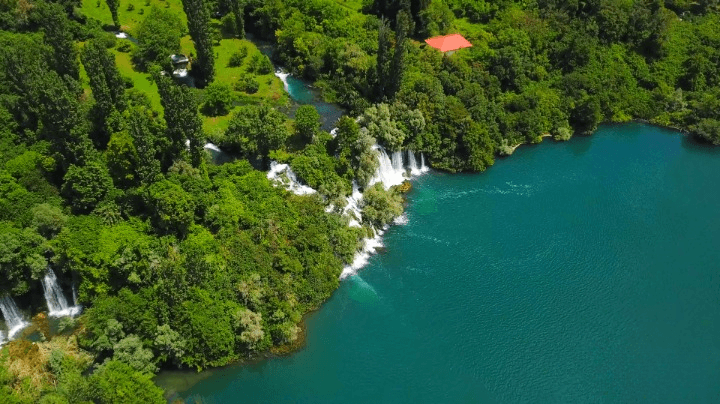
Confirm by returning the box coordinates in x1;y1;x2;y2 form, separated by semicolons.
167;124;720;403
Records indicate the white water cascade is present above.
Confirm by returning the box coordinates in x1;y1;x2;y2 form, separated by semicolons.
274;69;290;93
267;161;317;196
42;269;81;317
340;147;430;279
0;296;28;339
0;331;6;347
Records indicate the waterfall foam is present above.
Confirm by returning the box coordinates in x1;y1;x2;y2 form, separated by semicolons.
203;142;221;152
42;268;82;317
420;153;429;172
274;70;290;93
267;161;317;196
0;296;28;339
340;146;432;278
369;145;406;189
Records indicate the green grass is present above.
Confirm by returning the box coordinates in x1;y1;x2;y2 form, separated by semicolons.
81;0;188;34
80;0;289;135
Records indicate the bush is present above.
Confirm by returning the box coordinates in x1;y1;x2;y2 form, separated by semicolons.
234;75;259;94
221;13;236;36
127;3;134;11
201;82;235;117
116;41;133;53
249;53;273;75
227;47;247;68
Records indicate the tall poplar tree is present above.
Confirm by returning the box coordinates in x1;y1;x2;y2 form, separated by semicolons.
387;9;412;98
230;0;245;39
375;17;391;101
82;39;126;144
40;2;79;81
105;0;120;28
181;0;215;87
154;72;204;167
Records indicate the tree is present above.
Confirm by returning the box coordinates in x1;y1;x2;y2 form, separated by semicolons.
112;335;158;374
376;17;391;100
155;72;204;167
106;0;120;28
145;179;195;236
354;129;379;188
61;161;114;213
40;2;79;81
361;183;403;227
89;360;164;404
387;9;412;98
31;203;67;239
230;0;245;39
221;105;289;162
294;105;321;142
134;7;184;70
105;131;138;187
181;0;215;87
201;82;234;116
82;39;127;144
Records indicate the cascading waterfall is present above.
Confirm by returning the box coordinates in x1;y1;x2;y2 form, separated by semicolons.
267;161;317;196
0;330;6;347
340;146;431;279
0;296;28;339
42;268;81;317
407;150;421;175
274;69;290;93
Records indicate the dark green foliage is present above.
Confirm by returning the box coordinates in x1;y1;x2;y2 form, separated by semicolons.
294;105;321;142
82;39;126;145
181;0;215;87
248;53;273;75
134;7;184;70
61;161;115;214
105;0;120;27
219;104;289;161
89;360;164;404
230;0;245;38
227;46;247;67
234;74;259;93
39;2;80;81
154;72;204;167
201;82;235;116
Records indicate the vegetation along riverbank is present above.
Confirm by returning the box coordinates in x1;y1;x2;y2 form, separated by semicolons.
1;0;720;402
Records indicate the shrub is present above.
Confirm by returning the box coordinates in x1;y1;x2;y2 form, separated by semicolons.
201;82;235;116
227;47;247;67
127;3;134;11
249;53;273;75
116;41;133;53
234;74;259;94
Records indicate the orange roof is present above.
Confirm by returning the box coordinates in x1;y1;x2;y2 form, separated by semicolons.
424;34;472;52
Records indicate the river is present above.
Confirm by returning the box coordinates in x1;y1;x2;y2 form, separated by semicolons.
157;123;720;403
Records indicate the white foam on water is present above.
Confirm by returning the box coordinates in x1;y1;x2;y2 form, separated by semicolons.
267;161;317;196
274;70;290;93
340;226;386;279
203;142;221;152
115;32;128;39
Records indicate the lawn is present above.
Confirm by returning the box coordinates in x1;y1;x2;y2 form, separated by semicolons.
79;0;289;135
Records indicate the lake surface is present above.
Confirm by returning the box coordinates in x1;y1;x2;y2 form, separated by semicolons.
167;124;720;403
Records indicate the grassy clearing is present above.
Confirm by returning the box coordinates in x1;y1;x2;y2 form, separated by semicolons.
80;0;289;134
81;0;188;33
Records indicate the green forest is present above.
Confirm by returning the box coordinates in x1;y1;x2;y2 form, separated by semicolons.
1;0;719;402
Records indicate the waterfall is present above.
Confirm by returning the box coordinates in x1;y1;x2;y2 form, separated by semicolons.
203;142;221;152
407;150;421;176
0;331;6;347
420;153;429;172
274;69;290;93
0;296;28;339
391;150;404;172
72;283;78;306
343;181;364;228
267;161;317;196
370;145;406;189
42;268;81;317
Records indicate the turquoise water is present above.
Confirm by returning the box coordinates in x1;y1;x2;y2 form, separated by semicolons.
172;124;720;403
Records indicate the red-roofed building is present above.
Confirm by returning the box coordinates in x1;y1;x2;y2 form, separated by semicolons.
424;34;472;54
